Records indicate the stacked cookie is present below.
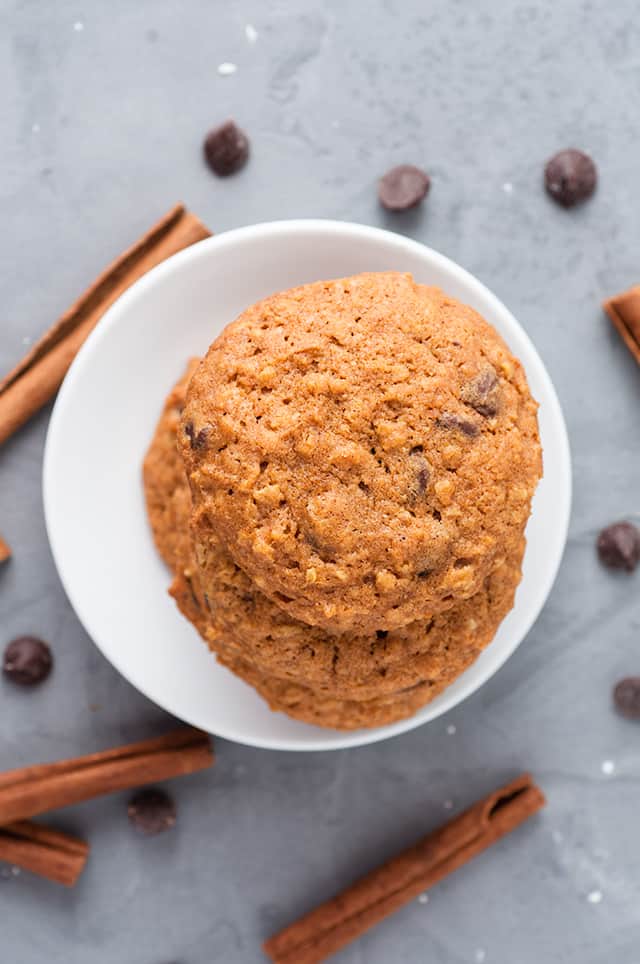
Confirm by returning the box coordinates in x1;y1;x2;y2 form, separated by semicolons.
144;273;542;729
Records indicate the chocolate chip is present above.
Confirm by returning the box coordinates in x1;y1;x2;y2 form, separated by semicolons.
544;149;597;208
613;677;640;719
597;521;640;572
184;421;210;451
407;448;431;501
436;412;480;437
127;788;176;835
375;629;388;639
378;165;430;211
461;366;500;417
193;427;210;450
184;572;200;610
203;120;249;176
3;637;52;686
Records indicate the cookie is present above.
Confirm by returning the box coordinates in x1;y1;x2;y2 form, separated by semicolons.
171;546;521;707
179;519;522;699
169;563;469;729
180;272;541;634
146;366;523;727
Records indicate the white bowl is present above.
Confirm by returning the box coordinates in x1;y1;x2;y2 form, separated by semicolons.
43;220;571;751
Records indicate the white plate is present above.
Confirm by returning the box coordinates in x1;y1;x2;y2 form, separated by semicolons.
43;221;571;751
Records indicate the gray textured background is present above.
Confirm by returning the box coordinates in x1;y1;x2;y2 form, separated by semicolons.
2;1;640;961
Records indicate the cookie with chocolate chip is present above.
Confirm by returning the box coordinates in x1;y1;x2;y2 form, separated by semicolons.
180;273;541;634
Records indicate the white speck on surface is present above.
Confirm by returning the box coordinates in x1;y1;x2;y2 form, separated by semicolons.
31;123;40;133
331;119;341;129
418;893;429;904
22;336;32;346
502;181;513;194
587;889;603;904
601;759;615;776
245;23;258;44
475;949;486;963
218;62;237;76
443;799;453;810
552;829;563;844
233;763;247;777
73;21;84;32
10;866;20;876
446;724;456;735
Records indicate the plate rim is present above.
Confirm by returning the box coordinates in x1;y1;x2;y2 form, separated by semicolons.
42;219;572;751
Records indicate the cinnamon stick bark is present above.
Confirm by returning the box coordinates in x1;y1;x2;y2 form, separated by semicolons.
604;285;640;367
0;727;214;825
264;773;545;964
0;535;10;564
0;821;89;887
0;203;211;446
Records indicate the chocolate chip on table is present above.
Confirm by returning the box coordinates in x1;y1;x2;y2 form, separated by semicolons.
597;521;640;572
544;149;597;208
435;412;480;437
378;165;430;211
461;366;500;417
2;637;52;686
128;788;176;835
613;677;640;719
203;120;249;176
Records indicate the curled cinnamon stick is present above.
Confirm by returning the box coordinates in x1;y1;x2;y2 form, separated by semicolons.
0;821;89;887
604;285;640;367
264;773;545;964
0;535;10;564
0;203;211;446
0;726;214;825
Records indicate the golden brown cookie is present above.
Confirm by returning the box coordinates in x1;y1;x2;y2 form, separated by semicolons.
169;565;469;729
146;364;524;727
180;272;541;634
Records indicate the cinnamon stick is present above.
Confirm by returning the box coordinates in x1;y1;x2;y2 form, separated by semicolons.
0;203;211;446
0;535;10;564
604;285;640;367
264;773;545;964
0;821;89;887
0;727;214;825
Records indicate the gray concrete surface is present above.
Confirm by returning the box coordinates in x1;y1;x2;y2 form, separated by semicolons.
2;1;640;961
